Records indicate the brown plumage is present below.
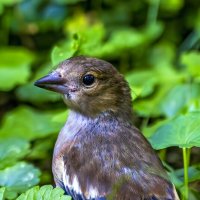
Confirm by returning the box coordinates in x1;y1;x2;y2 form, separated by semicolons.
34;56;179;200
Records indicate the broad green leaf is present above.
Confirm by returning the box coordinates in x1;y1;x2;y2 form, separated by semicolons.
52;110;68;123
132;71;185;117
51;37;80;66
0;47;34;91
95;28;144;58
0;138;29;169
0;162;40;198
0;106;67;141
0;187;5;200
104;28;143;50
129;63;184;117
143;118;169;138
181;51;200;77
27;110;68;159
134;84;172;117
78;24;105;57
16;185;71;200
126;70;158;98
149;112;200;149
160;83;200;117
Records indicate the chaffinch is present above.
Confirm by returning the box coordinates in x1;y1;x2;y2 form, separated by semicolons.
35;56;179;200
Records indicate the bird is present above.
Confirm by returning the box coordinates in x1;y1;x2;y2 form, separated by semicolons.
34;56;180;200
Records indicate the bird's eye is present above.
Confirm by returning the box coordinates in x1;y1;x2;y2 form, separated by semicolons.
82;74;95;86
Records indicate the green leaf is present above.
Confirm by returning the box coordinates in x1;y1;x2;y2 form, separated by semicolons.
0;187;5;200
160;0;184;12
0;162;40;198
126;70;158;98
16;82;60;104
149;112;200;149
94;28;144;58
143;118;170;138
17;62;60;103
175;165;200;183
0;0;22;5
0;106;67;141
0;47;34;91
134;84;172;117
105;28;143;50
181;51;200;77
148;42;175;67
51;39;79;66
52;12;105;64
160;83;200;117
168;164;200;189
52;110;69;123
142;23;164;42
16;185;71;200
0;138;30;169
28;111;68;159
129;62;184;117
28;138;54;160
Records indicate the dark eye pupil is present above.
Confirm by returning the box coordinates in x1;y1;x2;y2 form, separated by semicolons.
83;74;95;86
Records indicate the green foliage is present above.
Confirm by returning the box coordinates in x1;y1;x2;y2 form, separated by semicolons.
0;48;34;91
0;138;29;169
181;52;200;77
1;0;200;199
0;162;40;199
16;185;71;200
149;112;200;149
0;106;66;140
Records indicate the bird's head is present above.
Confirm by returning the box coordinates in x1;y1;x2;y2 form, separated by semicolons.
35;56;132;118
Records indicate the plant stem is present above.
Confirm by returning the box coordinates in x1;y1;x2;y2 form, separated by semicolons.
182;147;189;200
187;148;191;166
147;0;160;25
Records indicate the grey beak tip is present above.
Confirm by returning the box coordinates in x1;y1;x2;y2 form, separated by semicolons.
34;80;40;87
33;73;67;94
34;78;45;87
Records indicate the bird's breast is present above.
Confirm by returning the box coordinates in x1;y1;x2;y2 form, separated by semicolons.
52;114;105;199
52;142;104;199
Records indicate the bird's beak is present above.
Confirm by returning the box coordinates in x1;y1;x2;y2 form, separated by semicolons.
34;71;67;94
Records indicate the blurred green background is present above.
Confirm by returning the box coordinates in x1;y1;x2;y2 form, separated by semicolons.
0;0;200;199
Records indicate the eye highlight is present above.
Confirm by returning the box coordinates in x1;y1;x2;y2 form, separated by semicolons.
82;74;95;86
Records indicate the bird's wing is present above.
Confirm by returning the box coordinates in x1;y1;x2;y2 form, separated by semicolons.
144;185;180;200
64;185;106;200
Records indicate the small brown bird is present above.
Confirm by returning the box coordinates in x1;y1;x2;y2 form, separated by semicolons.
35;56;179;200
